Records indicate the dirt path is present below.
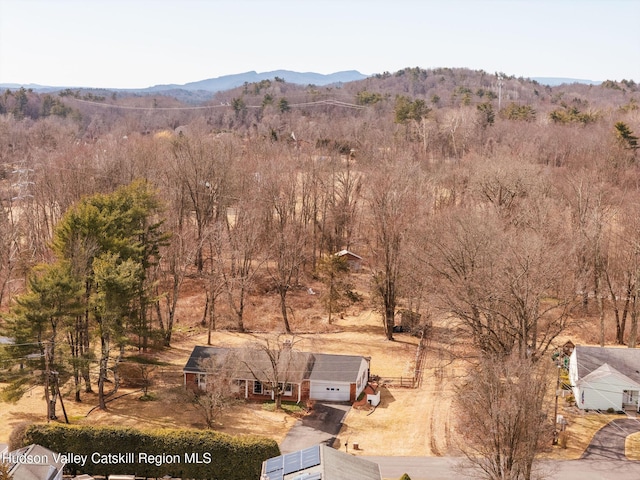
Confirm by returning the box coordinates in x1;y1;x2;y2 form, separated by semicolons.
336;321;468;457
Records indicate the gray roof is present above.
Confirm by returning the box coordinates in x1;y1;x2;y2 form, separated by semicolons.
184;347;367;384
8;444;65;480
183;345;313;384
321;444;382;480
308;354;367;383
574;345;640;384
262;444;381;480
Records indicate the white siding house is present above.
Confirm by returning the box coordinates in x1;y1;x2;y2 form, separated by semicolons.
569;345;640;412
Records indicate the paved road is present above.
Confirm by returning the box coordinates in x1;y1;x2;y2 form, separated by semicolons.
279;402;351;454
365;418;640;479
363;457;640;480
581;418;640;460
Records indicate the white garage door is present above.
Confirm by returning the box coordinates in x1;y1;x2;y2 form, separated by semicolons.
310;381;350;401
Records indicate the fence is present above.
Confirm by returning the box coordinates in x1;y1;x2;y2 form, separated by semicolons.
370;325;430;389
372;375;417;388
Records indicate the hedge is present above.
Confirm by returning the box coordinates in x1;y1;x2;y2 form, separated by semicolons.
24;424;280;479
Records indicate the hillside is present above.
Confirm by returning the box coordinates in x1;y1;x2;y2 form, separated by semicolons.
1;64;640;477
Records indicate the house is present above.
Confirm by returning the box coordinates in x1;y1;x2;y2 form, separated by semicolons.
335;250;363;272
5;444;65;480
260;444;382;480
569;345;640;412
183;346;370;403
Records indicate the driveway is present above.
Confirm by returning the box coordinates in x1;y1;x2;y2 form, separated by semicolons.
364;457;640;480
279;402;351;454
581;418;640;460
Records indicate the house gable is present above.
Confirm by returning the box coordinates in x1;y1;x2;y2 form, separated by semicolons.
573;345;640;384
577;363;640;389
570;345;640;411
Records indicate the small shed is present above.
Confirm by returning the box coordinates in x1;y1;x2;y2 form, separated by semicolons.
335;250;363;272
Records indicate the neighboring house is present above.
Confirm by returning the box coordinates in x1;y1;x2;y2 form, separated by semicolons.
261;444;382;480
335;250;363;272
569;345;640;412
183;346;370;403
5;444;65;480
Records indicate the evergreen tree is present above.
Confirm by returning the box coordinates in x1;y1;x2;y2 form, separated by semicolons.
614;121;639;150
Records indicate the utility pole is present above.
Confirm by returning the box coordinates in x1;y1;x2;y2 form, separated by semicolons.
54;372;69;423
44;343;51;421
553;364;561;445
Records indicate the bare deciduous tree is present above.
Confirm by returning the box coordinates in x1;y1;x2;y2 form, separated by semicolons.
187;352;238;429
242;334;303;410
455;354;553;480
366;160;424;340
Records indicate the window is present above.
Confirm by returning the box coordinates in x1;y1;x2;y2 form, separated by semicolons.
277;382;293;396
253;381;263;394
197;373;207;390
283;383;293;396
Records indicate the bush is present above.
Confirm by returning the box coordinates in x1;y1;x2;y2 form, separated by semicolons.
559;431;569;449
9;421;31;451
23;424;279;479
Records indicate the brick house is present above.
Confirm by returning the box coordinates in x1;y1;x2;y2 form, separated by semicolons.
183;346;370;403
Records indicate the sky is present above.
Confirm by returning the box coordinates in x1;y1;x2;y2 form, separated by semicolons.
1;0;639;89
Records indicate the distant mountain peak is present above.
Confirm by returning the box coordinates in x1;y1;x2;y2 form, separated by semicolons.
147;70;369;93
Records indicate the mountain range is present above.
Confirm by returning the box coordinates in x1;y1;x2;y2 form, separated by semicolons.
0;70;369;94
0;70;602;96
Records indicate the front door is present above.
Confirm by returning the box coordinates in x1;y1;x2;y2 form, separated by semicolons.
623;390;639;409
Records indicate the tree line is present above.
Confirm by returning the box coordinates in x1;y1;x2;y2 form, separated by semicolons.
1;67;639;479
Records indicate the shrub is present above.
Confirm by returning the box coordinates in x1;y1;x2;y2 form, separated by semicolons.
23;424;279;479
559;432;569;449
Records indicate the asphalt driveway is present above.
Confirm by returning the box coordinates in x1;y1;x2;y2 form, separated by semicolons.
581;418;640;460
279;402;351;454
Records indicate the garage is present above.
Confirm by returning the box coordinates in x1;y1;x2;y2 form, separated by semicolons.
309;380;351;402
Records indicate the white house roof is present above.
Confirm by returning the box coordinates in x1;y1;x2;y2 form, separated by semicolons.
576;362;640;389
573;345;640;385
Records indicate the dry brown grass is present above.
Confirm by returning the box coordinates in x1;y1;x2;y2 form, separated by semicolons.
0;275;632;462
0;273;419;446
541;409;619;459
335;319;470;457
626;432;640;460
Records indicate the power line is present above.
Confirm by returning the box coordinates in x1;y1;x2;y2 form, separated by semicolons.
63;96;368;112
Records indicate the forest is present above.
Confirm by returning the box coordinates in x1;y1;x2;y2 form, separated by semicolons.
1;66;640;478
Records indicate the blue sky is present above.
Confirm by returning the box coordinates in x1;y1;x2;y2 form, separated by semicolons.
1;0;638;88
